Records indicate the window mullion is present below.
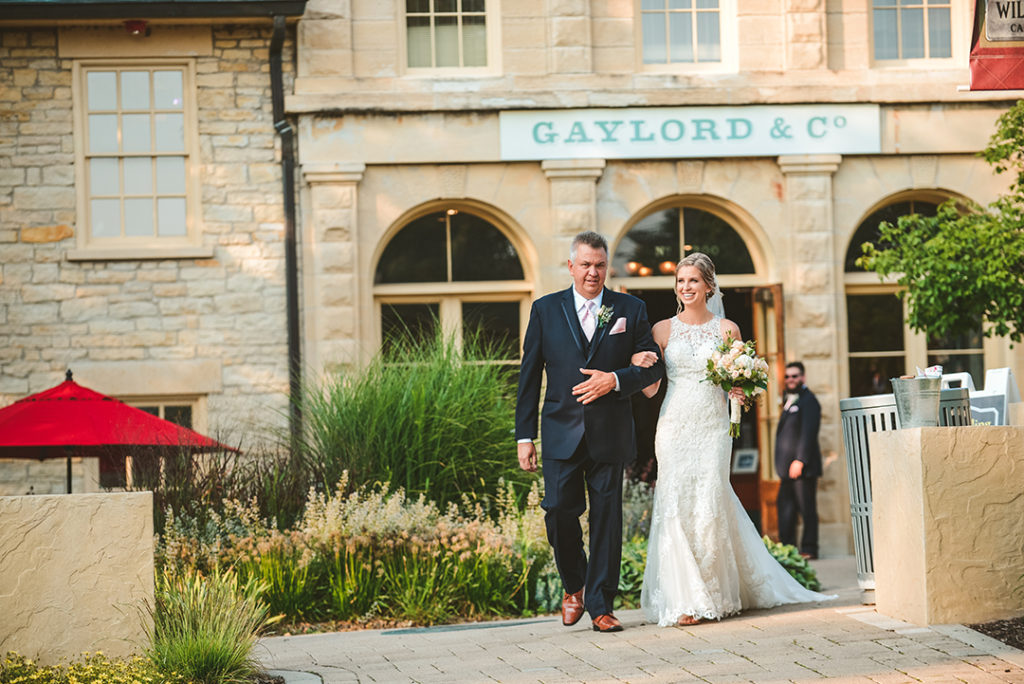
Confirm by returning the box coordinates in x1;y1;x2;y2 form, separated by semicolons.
430;12;437;68
665;10;671;64
692;8;699;64
457;11;464;68
445;214;454;282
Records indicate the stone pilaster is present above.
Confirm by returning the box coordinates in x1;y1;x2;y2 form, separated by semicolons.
542;159;605;288
777;153;848;555
302;162;364;373
547;0;592;74
786;0;826;70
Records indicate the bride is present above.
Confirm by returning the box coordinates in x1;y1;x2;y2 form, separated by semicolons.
631;252;833;627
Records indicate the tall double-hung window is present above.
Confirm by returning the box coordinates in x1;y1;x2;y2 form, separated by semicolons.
872;0;952;60
640;0;722;64
405;0;489;69
73;61;204;258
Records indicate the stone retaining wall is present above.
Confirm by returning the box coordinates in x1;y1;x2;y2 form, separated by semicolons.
0;492;154;664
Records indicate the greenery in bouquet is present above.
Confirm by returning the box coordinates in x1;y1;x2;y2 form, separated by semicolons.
704;336;770;436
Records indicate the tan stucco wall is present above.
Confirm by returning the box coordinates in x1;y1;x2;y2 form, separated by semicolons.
870;427;1024;626
0;492;155;664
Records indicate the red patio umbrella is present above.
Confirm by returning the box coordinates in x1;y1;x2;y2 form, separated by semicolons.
0;370;236;492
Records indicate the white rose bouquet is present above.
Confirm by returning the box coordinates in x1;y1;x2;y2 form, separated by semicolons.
704;335;770;438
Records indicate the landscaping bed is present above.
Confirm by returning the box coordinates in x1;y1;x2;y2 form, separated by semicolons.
970;617;1024;652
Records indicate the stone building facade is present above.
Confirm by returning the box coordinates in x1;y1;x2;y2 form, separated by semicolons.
2;1;1022;554
1;15;301;493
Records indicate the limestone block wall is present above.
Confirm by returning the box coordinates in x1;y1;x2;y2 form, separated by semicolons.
290;0;986;112
0;457;100;497
0;492;155;664
870;427;1024;625
0;26;296;440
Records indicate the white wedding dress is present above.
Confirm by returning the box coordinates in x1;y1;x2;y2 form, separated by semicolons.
641;316;833;626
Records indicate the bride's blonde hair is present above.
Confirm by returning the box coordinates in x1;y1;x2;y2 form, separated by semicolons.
675;252;718;313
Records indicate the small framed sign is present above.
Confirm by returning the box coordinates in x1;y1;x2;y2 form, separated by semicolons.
732;448;759;475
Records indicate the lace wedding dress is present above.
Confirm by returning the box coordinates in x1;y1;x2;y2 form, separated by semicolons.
641;316;833;626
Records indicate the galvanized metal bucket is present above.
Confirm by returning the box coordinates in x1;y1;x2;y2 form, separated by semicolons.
890;376;942;428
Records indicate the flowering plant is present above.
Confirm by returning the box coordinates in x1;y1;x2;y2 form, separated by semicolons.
596;304;614;328
705;335;770;437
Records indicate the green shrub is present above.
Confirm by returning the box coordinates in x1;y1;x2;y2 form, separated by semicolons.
327;545;385;621
0;651;183;684
298;329;529;507
147;568;277;684
762;536;823;591
615;535;648;610
235;539;327;623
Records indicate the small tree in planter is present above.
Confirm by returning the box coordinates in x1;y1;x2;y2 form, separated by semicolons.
858;100;1024;345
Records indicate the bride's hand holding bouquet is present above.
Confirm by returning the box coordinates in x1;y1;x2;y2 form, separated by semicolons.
705;336;769;437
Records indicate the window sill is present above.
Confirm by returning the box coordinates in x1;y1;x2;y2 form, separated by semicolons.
65;246;215;262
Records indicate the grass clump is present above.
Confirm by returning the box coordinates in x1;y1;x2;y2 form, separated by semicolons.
146;568;277;684
298;329;529;508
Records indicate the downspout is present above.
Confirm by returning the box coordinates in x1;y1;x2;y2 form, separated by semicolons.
269;14;302;449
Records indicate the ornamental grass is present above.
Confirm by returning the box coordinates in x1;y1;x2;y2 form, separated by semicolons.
156;476;550;626
145;568;276;684
296;328;531;509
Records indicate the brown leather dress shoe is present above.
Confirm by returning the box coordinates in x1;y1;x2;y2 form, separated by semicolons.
561;588;584;626
591;613;623;632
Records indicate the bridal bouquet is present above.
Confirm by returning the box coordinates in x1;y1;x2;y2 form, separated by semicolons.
705;336;770;438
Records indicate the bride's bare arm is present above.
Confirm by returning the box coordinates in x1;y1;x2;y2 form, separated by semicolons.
634;319;670;398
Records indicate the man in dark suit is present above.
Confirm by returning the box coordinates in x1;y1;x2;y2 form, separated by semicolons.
515;231;663;633
774;361;822;559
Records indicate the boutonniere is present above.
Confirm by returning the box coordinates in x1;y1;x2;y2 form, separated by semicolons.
596;305;614;328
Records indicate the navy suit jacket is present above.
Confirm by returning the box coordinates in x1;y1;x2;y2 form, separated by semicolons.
515;287;663;464
774;385;823;479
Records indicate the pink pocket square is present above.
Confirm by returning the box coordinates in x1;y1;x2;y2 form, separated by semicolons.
609;317;627;335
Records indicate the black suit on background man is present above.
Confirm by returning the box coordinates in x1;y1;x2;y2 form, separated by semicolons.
774;362;822;559
515;234;662;630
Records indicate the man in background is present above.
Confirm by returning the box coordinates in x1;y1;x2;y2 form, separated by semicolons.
774;361;822;559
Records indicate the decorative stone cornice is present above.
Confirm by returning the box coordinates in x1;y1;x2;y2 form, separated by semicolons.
777;154;842;175
302;162;366;185
541;159;606;180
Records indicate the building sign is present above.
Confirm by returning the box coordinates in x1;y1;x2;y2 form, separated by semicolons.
986;0;1024;40
499;104;881;161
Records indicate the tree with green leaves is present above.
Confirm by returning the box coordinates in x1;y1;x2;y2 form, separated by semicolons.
858;100;1024;344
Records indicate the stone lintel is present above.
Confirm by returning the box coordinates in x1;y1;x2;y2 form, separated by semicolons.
303;162;366;185
73;359;223;396
777;154;842;175
541;159;606;180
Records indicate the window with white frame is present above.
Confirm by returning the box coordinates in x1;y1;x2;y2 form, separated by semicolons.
872;0;952;60
640;0;722;64
405;0;489;69
374;207;528;365
76;62;198;247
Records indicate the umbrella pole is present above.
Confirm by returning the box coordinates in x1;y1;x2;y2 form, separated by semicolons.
66;456;72;493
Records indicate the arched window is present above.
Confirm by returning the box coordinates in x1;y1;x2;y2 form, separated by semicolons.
843;199;938;272
613;206;754;280
374;208;529;362
844;196;983;397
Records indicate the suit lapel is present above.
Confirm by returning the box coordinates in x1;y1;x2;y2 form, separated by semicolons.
585;289;613;365
560;288;586;356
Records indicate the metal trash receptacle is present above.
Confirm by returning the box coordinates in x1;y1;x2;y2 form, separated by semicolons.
839;388;971;603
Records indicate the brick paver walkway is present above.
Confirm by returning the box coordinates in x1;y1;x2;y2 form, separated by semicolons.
256;557;1024;683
